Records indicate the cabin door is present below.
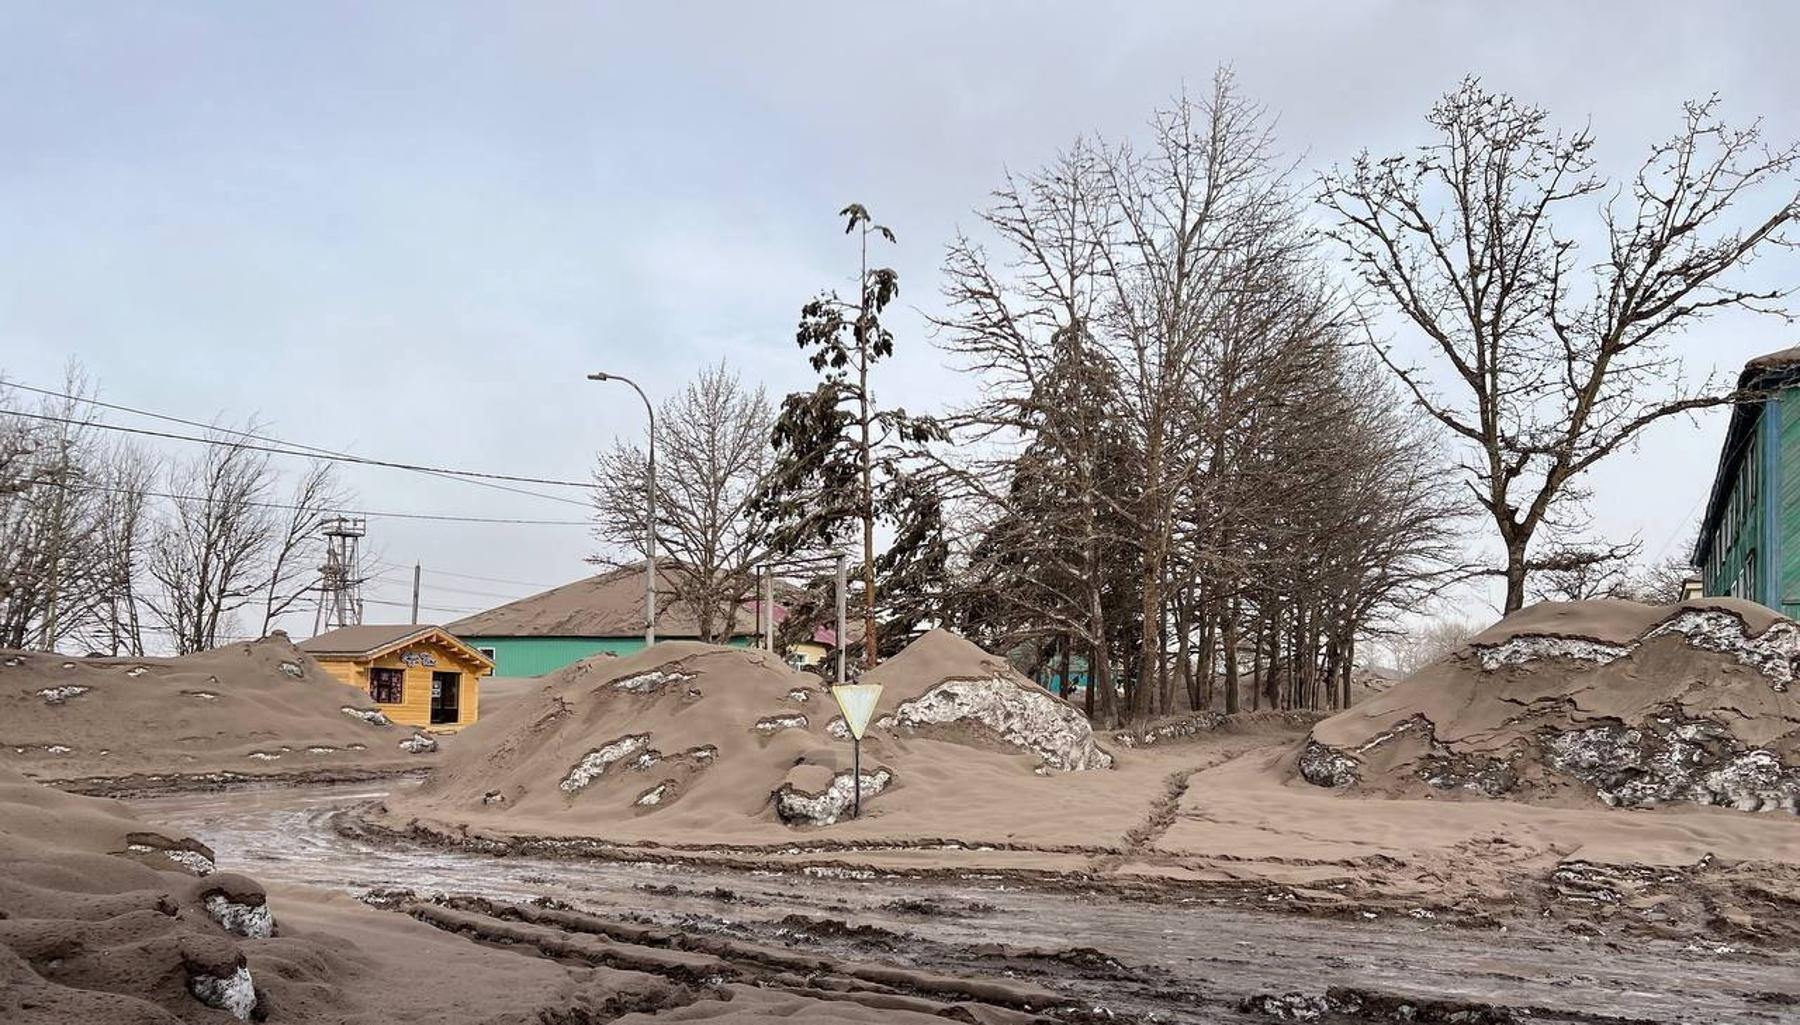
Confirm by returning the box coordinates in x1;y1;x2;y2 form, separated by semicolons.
430;671;461;724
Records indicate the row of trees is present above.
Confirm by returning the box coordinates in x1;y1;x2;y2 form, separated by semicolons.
0;372;347;655
592;72;1796;725
931;76;1467;723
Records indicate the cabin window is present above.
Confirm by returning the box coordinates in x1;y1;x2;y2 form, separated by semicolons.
369;667;404;704
477;647;496;662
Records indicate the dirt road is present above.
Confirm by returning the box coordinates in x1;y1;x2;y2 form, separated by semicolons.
125;781;1800;1024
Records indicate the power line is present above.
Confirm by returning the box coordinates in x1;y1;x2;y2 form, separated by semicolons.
413;567;564;590
1;402;593;499
5;382;595;509
369;574;527;601
20;476;589;527
363;596;481;615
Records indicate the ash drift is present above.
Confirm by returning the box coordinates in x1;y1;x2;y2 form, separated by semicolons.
0;636;436;792
1300;598;1800;812
406;629;1110;833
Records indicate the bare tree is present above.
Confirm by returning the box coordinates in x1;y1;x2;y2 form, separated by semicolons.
1323;79;1800;612
936;139;1137;724
1099;72;1323;722
593;362;776;644
259;461;345;636
0;369;108;650
146;428;342;653
1624;531;1699;604
1386;617;1479;677
81;441;160;656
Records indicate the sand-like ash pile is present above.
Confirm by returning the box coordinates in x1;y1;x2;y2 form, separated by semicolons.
409;629;1110;831
0;636;434;792
1299;598;1800;813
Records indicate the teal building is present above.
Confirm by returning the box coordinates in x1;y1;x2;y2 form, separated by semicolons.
1695;346;1800;612
447;563;760;677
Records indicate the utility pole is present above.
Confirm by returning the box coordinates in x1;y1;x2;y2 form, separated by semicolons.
835;552;848;685
587;371;657;647
762;566;775;652
411;563;421;624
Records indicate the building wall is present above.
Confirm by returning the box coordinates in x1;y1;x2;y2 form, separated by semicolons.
316;640;484;731
1777;390;1800;615
1702;409;1768;604
460;635;753;677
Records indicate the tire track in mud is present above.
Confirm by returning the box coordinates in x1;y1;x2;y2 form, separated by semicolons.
1086;739;1269;875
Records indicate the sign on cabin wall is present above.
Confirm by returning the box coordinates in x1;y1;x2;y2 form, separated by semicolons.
400;650;438;668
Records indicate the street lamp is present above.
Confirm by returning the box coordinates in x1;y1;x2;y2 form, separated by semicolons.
588;371;657;648
829;682;883;818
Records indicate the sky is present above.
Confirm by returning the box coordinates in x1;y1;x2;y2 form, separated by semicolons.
3;2;1798;635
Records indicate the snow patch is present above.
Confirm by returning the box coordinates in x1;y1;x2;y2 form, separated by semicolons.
752;712;809;733
246;752;281;761
775;768;894;825
398;732;437;754
560;734;652;792
1645;610;1800;689
892;675;1114;770
612;669;696;693
277;660;304;678
1474;609;1800;690
204;894;274;938
1474;636;1631;670
188;965;257;1020
36;685;89;704
341;706;391;726
127;843;215;876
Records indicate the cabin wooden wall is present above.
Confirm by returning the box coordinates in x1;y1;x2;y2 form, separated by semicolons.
315;640;484;731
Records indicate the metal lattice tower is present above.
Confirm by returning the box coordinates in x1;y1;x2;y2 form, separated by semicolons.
314;516;367;634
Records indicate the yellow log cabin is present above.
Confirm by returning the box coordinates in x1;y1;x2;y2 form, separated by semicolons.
298;624;493;731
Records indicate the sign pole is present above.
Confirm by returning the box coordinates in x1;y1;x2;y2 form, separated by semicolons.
828;680;883;823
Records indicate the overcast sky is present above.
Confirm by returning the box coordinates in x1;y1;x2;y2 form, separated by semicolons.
3;3;1798;633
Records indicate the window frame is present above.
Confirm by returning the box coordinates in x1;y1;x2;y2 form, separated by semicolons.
369;666;405;705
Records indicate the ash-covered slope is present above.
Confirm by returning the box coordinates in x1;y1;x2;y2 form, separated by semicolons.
408;631;1110;831
0;635;433;790
0;766;702;1023
860;628;1113;771
1298;598;1800;812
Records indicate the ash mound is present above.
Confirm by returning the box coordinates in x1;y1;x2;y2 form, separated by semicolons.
861;628;1113;772
1298;598;1800;813
0;766;700;1023
410;630;1109;829
0;636;432;791
0;765;278;1021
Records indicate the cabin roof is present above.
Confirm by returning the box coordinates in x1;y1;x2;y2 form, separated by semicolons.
298;624;493;668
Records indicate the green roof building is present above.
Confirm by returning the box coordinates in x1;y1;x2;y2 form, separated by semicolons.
1695;346;1800;612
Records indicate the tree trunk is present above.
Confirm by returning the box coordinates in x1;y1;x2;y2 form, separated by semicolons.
1084;640;1097;721
1197;609;1215;712
1059;634;1072;700
1504;538;1529;614
1222;602;1240;714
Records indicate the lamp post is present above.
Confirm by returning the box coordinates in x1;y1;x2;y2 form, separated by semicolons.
588;371;656;647
829;681;883;818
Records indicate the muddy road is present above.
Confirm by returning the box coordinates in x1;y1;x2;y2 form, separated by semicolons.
129;782;1799;1024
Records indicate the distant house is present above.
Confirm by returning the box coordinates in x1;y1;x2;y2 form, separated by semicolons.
298;624;493;731
448;563;840;678
1695;345;1800;613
